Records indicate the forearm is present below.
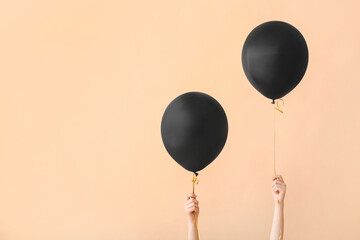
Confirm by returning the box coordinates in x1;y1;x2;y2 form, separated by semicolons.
270;202;284;240
188;221;199;240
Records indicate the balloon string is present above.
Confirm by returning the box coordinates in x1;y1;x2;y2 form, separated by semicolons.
273;99;284;176
273;100;284;239
192;173;199;194
192;173;199;239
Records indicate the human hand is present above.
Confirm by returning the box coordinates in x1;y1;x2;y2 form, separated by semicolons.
184;193;199;224
272;175;286;204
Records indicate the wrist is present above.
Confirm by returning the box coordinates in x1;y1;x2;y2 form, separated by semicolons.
188;219;197;227
275;200;284;208
187;215;198;224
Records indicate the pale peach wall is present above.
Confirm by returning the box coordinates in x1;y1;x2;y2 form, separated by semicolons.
1;0;360;239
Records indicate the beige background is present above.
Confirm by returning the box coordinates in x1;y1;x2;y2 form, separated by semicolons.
1;0;360;239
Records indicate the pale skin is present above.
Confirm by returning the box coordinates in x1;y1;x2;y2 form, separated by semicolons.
184;175;286;240
184;193;199;240
270;174;286;240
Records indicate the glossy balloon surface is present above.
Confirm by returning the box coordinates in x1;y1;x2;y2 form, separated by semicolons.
161;92;228;173
242;21;308;100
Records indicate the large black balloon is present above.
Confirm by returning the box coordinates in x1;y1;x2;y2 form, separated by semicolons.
161;92;228;173
242;21;308;101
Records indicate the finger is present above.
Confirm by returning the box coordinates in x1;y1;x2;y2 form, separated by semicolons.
272;175;283;181
272;177;281;184
275;178;284;185
274;177;284;184
273;179;286;186
187;198;198;203
273;183;285;191
189;207;196;213
275;185;285;193
277;175;284;182
273;185;280;193
273;186;283;193
272;175;280;180
272;180;278;187
186;193;197;200
186;202;198;208
185;193;197;200
187;206;198;213
187;203;199;208
187;205;199;210
191;199;198;205
185;202;195;208
275;183;286;189
272;180;283;187
185;199;198;205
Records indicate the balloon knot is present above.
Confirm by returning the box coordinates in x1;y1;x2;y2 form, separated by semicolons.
274;99;284;113
192;173;199;184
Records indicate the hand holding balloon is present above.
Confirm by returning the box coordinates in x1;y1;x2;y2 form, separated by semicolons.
270;175;286;240
185;193;200;240
272;175;286;204
184;193;199;224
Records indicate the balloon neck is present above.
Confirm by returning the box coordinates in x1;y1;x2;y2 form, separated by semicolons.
271;99;275;104
194;172;198;177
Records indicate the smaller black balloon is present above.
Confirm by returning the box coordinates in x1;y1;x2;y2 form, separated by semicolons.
161;92;228;173
242;21;309;100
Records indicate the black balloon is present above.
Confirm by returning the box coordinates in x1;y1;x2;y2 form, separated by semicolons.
242;21;308;101
161;92;228;173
